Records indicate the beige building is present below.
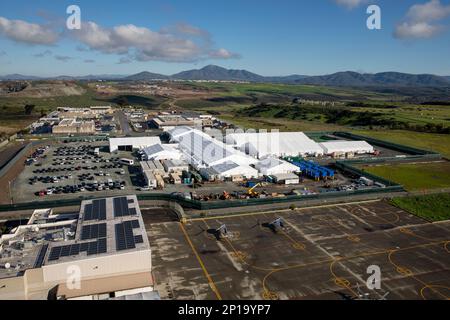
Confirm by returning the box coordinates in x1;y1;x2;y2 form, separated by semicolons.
52;118;96;134
0;196;153;300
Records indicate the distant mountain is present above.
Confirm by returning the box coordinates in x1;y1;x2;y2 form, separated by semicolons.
294;71;450;87
2;67;449;87
123;71;168;81
171;65;266;82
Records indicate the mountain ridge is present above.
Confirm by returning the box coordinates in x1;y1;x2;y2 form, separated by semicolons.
1;65;449;87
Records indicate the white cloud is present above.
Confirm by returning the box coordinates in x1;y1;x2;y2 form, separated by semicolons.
84;59;95;63
406;0;450;23
0;16;59;45
0;15;239;63
394;21;442;39
333;0;368;9
394;0;450;39
71;21;239;63
0;50;6;56
208;48;241;59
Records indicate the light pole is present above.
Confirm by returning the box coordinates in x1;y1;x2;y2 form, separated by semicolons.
8;180;13;205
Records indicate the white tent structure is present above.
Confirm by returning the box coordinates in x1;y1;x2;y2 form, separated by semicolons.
142;144;182;161
170;128;257;169
201;162;259;180
255;157;300;176
109;136;161;153
319;140;374;155
225;132;324;158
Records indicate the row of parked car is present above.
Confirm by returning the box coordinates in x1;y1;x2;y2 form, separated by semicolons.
35;180;127;197
25;145;50;166
33;165;101;174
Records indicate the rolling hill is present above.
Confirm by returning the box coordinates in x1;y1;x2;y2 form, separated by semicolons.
294;71;450;87
1;66;449;87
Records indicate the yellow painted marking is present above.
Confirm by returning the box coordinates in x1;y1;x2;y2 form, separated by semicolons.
179;223;222;300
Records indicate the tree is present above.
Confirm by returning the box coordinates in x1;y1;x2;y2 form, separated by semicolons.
24;104;35;115
116;96;129;107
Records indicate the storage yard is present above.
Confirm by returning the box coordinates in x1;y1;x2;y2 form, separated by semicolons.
147;200;450;300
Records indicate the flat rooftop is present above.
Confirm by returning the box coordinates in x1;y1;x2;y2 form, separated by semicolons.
0;195;150;278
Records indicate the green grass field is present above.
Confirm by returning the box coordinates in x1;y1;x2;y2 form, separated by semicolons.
391;193;450;222
353;130;450;158
361;162;450;191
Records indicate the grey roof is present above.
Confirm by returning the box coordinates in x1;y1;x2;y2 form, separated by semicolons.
143;144;164;156
211;161;239;174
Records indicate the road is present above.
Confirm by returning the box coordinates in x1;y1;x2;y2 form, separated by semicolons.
115;110;131;135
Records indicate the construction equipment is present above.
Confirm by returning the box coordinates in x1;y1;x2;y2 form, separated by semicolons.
220;191;231;200
247;183;262;197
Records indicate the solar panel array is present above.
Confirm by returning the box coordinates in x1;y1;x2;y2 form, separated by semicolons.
115;220;141;251
48;238;107;261
84;199;107;221
113;197;137;218
81;223;107;240
34;244;49;268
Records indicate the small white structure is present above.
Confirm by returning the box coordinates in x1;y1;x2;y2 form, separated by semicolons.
143;171;157;189
272;173;300;185
226;132;324;158
109;137;161;153
255;157;300;176
142;144;182;161
319;140;374;155
162;159;189;173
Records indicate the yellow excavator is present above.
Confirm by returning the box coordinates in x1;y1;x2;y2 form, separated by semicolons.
247;183;262;198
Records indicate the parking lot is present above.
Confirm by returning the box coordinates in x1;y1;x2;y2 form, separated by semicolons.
12;140;138;203
147;200;450;300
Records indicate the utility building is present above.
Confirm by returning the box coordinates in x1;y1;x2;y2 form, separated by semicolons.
0;196;153;300
109;136;161;152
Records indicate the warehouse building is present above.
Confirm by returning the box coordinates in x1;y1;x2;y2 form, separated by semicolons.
150;115;200;130
319;140;374;156
140;160;166;177
225;131;324;158
52;118;96;134
0;196;153;300
255;157;300;176
109;136;161;152
142;144;182;161
162;159;189;173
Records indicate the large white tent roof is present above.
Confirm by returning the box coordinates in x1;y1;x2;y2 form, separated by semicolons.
173;128;257;168
142;144;182;160
226;132;324;158
319;140;374;154
255;157;300;175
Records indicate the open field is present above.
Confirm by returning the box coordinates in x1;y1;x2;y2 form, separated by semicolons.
361;161;450;191
146;200;450;300
353;130;450;158
391;193;450;222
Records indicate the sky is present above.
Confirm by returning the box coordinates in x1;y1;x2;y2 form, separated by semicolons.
0;0;449;76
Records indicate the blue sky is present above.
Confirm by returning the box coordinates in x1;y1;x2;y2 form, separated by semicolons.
0;0;449;76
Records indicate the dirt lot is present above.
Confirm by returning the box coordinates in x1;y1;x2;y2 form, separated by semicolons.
147;200;450;300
